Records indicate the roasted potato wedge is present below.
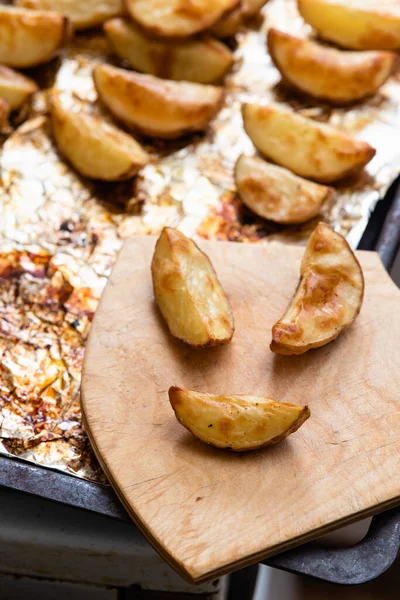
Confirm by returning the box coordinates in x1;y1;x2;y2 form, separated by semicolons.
16;0;122;30
268;29;395;104
125;0;240;39
0;7;69;68
104;18;233;84
50;95;149;181
242;103;375;183
152;228;234;347
243;0;269;16
169;387;310;451
298;0;400;51
271;222;364;355
235;154;332;224
94;64;224;139
211;5;243;37
0;65;38;111
0;97;9;127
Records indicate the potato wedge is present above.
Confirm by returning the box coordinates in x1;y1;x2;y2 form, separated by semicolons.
242;103;375;183
50;95;149;181
169;387;310;451
152;228;234;347
235;154;332;224
271;222;364;355
298;0;400;51
211;5;243;37
104;18;233;84
268;29;395;104
0;97;9;127
0;7;69;68
243;0;269;16
16;0;122;30
125;0;240;39
94;64;224;139
0;65;38;111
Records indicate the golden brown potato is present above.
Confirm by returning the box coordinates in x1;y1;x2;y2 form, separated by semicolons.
235;154;332;224
125;0;240;39
152;228;234;347
243;0;269;16
15;0;122;30
169;387;310;451
298;0;400;51
211;5;243;37
104;18;233;84
50;94;149;181
0;97;9;126
0;65;38;111
242;103;375;183
271;222;364;355
268;29;395;104
0;7;69;68
94;64;224;139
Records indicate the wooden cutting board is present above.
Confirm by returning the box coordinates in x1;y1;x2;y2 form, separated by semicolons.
81;236;400;583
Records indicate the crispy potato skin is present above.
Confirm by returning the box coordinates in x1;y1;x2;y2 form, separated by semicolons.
0;65;37;110
169;386;310;451
151;228;234;348
268;29;395;105
16;0;123;30
50;95;149;181
271;222;364;355
104;18;233;84
94;64;224;139
242;102;376;183
0;97;9;126
125;0;240;39
212;5;243;37
235;154;332;224
0;7;69;68
298;0;400;51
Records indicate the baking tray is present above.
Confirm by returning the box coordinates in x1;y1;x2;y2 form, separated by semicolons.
1;180;400;586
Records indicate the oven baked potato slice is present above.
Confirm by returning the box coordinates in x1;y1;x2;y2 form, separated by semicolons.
242;103;375;183
169;387;310;451
298;0;400;50
94;64;224;139
268;29;395;104
0;7;69;68
243;0;269;16
104;18;233;83
15;0;122;30
125;0;240;39
235;154;332;224
271;222;364;355
50;94;149;181
152;228;234;347
0;65;38;111
0;97;9;127
212;5;243;37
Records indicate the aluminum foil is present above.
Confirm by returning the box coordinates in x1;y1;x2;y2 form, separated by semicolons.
1;0;400;483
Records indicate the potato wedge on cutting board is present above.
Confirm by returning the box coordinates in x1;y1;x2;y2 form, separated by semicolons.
125;0;240;39
298;0;400;50
16;0;123;30
104;18;233;83
94;64;224;139
242;103;375;183
169;387;310;451
0;66;38;111
271;222;364;355
268;29;395;105
0;6;69;68
152;228;234;347
50;94;149;181
235;154;332;224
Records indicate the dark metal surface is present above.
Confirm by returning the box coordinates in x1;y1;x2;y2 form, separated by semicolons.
1;181;400;586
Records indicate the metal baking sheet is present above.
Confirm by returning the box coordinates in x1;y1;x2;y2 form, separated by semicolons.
2;0;400;482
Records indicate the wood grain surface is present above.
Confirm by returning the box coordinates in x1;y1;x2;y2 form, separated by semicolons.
81;236;400;583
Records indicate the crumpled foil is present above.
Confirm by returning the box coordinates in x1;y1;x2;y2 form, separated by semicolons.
1;0;400;483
